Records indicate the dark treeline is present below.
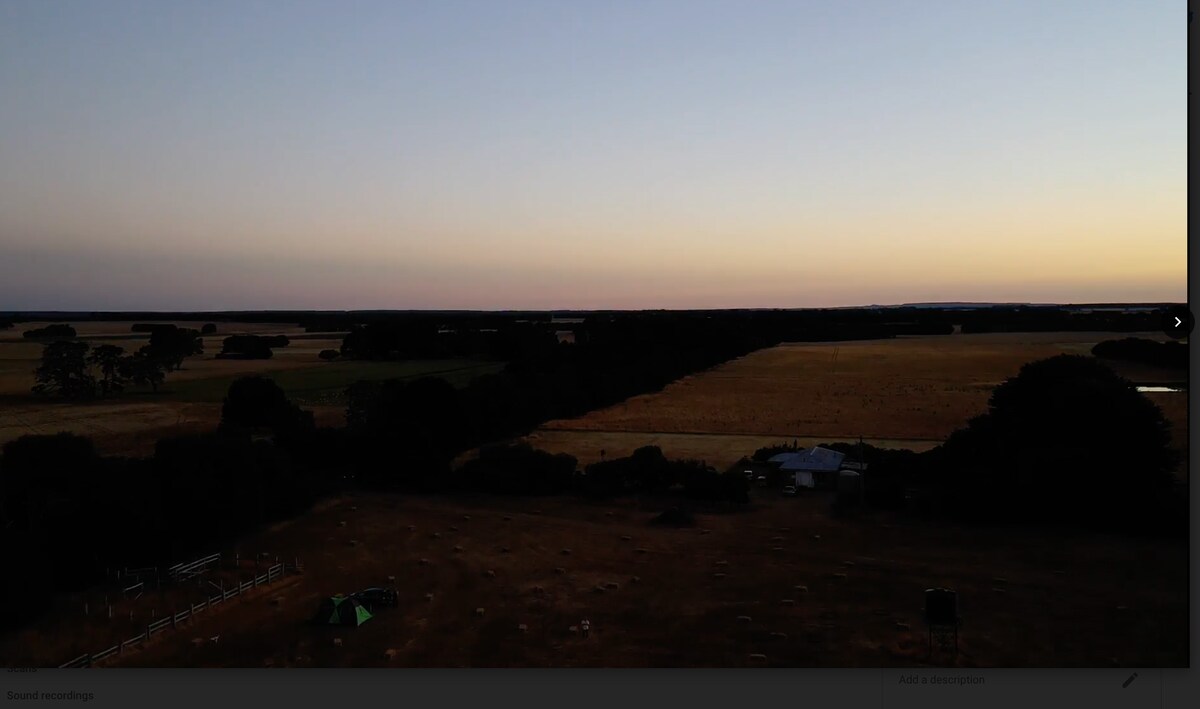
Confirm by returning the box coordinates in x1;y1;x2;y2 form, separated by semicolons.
217;334;290;359
22;324;77;340
959;306;1164;333
1092;337;1188;370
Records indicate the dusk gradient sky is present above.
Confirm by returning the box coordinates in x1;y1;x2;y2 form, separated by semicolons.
0;1;1186;310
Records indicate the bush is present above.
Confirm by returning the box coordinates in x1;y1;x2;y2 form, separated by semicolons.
457;443;577;495
650;507;695;527
201;323;217;335
319;349;340;361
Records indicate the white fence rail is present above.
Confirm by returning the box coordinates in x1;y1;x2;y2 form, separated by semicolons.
58;563;286;668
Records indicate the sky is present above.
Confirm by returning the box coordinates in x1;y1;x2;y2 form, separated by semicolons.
0;1;1187;310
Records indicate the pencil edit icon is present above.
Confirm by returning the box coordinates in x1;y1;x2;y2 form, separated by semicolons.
1122;673;1138;688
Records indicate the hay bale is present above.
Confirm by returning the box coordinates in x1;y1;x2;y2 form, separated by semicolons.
424;593;434;602
418;558;431;566
384;649;398;660
770;536;784;542
895;622;911;631
620;535;632;541
771;546;784;552
499;546;511;553
474;607;485;617
811;534;821;541
332;638;343;647
634;548;648;554
605;582;620;590
503;516;512;521
630;576;641;583
992;577;1008;584
449;526;459;532
842;561;856;567
794;585;809;593
191;637;205;647
832;572;847;580
777;527;791;532
714;560;728;567
605;511;615;517
518;624;528;632
350;506;358;511
699;529;711;535
594;585;607;594
532;585;544;594
485;570;496;578
749;653;767;661
338;521;347;527
781;599;795;606
992;587;1007;593
387;575;396;582
569;625;579;634
407;525;416;531
713;572;727;579
560;548;572;555
736;615;751;623
431;532;441;539
453;545;464;552
554;567;566;574
769;632;788;640
348;540;358;547
462;515;471;521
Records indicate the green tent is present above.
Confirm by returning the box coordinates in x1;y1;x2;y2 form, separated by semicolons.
312;595;373;626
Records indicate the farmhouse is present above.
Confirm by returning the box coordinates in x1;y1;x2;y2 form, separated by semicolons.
777;446;846;489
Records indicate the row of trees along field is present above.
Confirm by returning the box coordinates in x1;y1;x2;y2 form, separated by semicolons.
32;326;203;397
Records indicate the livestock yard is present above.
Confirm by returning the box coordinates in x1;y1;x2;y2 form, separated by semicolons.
0;325;1188;667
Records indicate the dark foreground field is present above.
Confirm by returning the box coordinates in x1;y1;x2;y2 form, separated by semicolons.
10;489;1182;668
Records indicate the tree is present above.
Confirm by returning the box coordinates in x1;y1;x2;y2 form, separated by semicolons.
141;326;202;371
32;341;95;398
201;323;217;335
219;376;314;436
119;352;166;393
928;355;1177;528
87;344;127;396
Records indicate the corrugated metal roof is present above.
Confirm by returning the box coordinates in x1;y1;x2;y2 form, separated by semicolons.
780;446;846;472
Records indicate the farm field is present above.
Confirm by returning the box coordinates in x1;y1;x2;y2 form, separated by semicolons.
533;331;1188;474
0;321;502;456
25;491;1182;668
